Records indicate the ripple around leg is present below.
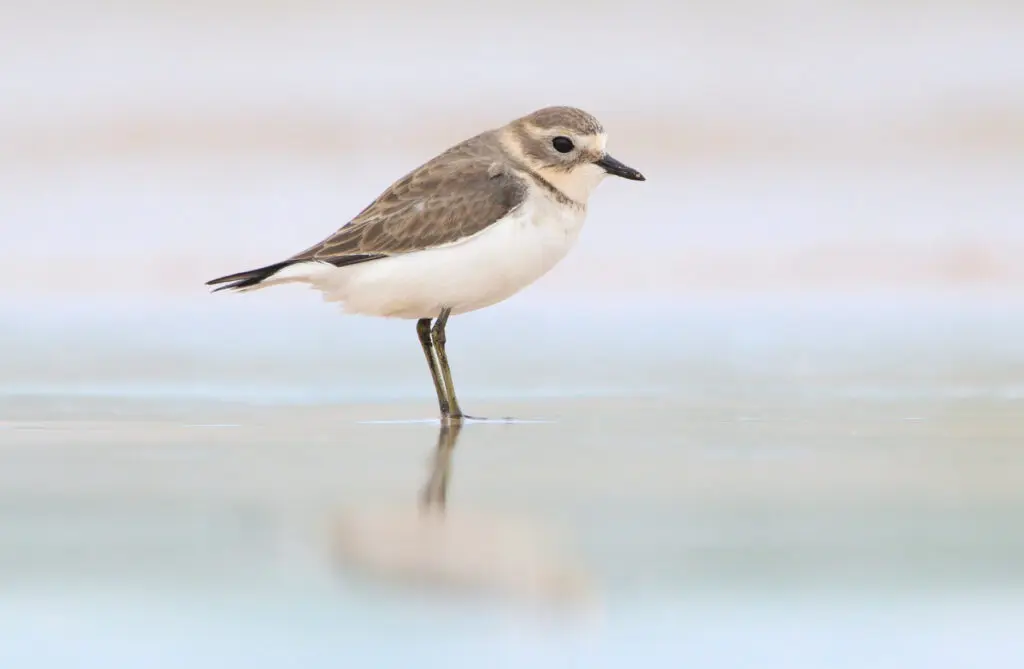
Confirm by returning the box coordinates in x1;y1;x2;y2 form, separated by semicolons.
355;415;556;425
459;415;555;424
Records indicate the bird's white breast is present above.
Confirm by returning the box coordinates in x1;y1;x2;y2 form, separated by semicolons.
291;186;587;319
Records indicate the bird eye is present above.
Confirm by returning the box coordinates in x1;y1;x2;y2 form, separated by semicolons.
552;136;574;153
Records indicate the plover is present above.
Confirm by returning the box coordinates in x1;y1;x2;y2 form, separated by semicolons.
206;106;645;422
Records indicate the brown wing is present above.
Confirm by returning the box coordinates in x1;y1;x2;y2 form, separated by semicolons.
290;132;528;265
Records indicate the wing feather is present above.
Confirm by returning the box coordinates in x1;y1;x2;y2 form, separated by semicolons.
290;131;528;265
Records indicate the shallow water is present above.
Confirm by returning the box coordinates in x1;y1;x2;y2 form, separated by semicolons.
2;297;1023;667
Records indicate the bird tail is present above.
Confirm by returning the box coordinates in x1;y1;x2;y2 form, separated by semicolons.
205;260;297;293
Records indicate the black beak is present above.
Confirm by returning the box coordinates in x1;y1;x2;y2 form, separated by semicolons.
596;154;645;181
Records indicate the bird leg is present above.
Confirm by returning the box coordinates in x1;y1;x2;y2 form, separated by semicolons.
431;307;465;422
416;317;450;417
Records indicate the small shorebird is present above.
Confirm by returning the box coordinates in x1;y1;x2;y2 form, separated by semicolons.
206;106;645;422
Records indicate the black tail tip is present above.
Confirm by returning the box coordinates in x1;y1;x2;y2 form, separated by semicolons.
208;280;246;293
205;260;294;292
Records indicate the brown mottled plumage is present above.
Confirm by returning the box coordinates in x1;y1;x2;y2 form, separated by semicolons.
293;131;527;262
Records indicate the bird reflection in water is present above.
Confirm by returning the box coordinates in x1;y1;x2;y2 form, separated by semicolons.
417;420;460;514
332;421;596;608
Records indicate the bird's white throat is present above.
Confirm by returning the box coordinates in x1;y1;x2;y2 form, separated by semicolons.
533;162;608;204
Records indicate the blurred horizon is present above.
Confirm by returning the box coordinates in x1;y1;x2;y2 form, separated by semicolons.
3;0;1024;298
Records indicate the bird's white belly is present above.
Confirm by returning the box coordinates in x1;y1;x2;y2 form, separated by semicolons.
292;196;586;319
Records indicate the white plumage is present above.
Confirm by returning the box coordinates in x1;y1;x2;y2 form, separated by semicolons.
257;183;588;319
